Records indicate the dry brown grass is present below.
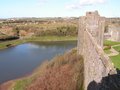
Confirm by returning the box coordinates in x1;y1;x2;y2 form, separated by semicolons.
26;49;84;90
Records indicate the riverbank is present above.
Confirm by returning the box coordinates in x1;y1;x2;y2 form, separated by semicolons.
0;48;84;90
0;36;77;49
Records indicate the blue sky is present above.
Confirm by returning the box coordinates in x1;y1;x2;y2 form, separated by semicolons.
0;0;120;18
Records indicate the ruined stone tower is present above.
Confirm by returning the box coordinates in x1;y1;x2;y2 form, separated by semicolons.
78;11;116;90
78;11;105;55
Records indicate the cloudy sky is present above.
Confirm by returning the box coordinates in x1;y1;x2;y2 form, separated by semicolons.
0;0;119;18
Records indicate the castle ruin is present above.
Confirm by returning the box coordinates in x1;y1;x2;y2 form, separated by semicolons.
107;25;120;41
78;11;116;90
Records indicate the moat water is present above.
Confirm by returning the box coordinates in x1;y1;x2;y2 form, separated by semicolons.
0;41;76;84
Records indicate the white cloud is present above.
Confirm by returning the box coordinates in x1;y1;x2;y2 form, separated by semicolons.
79;0;106;6
38;0;47;3
66;0;107;9
37;0;47;5
66;4;81;9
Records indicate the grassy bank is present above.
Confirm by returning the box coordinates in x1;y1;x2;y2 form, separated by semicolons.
0;39;26;49
2;48;83;90
104;40;120;46
0;36;77;49
26;36;77;42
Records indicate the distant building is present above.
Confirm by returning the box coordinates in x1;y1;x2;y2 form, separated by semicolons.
108;25;120;42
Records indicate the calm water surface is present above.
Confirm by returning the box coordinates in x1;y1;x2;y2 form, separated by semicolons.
0;41;76;84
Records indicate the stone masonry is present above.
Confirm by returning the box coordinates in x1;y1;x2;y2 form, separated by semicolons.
78;11;116;90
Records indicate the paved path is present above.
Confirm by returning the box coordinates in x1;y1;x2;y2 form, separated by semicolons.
107;44;120;57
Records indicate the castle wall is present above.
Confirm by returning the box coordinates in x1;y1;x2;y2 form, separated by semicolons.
78;11;116;90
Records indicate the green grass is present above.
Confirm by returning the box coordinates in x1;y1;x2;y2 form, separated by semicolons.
26;36;77;42
110;54;120;70
113;46;120;52
103;40;120;54
104;40;120;69
0;36;77;49
13;77;34;90
104;45;111;54
110;46;120;70
0;40;26;49
104;40;120;46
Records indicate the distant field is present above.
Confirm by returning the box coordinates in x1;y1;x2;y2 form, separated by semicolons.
0;18;78;49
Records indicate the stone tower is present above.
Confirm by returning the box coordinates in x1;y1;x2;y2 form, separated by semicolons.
78;11;105;55
85;11;105;47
